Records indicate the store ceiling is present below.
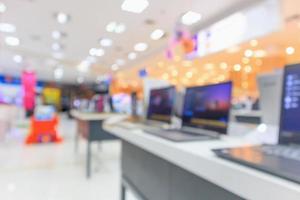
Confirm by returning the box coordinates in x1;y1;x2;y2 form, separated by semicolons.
0;0;262;83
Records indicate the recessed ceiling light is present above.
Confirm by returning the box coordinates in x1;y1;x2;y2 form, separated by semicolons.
100;38;113;47
244;49;253;57
128;52;137;60
181;11;202;25
111;64;119;71
52;43;63;51
116;59;125;66
115;23;126;33
0;23;16;33
5;36;20;46
233;64;241;72
13;55;23;63
150;29;165;40
286;46;295;55
52;30;65;40
106;22;117;32
77;60;90;73
54;67;64;80
106;22;126;33
121;0;149;14
134;42;148;52
89;48;104;57
56;12;70;24
0;2;6;13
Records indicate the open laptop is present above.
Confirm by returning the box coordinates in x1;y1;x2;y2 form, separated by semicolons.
213;63;300;184
143;82;233;142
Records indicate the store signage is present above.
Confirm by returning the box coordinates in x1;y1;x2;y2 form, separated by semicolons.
197;0;282;57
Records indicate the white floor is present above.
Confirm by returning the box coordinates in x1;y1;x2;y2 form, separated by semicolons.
0;114;136;200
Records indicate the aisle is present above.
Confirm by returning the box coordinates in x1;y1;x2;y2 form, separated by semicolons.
0;115;123;200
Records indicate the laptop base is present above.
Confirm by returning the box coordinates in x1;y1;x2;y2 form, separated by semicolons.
213;145;300;184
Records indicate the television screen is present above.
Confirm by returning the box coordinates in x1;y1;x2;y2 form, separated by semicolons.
147;86;176;123
182;82;232;134
279;64;300;144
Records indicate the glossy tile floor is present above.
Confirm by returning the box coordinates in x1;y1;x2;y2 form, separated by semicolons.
0;114;137;200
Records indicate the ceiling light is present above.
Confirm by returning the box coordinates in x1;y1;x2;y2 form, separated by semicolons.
185;71;193;78
134;42;148;52
286;46;295;55
54;67;64;80
242;57;250;64
77;60;90;73
244;65;252;73
150;29;165;40
0;23;16;33
181;11;202;25
111;64;119;71
233;64;241;72
13;55;23;63
77;77;84;84
0;2;6;13
116;59;125;66
89;48;104;57
128;52;137;60
106;22;126;33
52;43;63;51
100;38;113;47
52;31;65;40
106;22;117;32
115;23;126;33
121;0;149;14
56;12;70;24
244;49;253;57
5;36;20;46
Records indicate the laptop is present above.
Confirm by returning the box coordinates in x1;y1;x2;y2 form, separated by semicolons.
143;82;233;142
213;64;300;184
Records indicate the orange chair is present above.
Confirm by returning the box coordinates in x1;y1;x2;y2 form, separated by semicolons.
25;115;62;144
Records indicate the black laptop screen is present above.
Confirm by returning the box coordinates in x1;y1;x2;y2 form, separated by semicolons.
182;82;232;134
280;64;300;144
147;86;175;123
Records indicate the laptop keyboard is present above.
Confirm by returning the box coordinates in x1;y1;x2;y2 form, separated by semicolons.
142;127;211;141
260;145;300;161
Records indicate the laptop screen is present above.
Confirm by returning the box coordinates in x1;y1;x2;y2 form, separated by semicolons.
147;86;176;123
279;64;300;144
182;82;232;134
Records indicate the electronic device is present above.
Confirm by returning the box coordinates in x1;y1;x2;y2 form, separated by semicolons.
146;86;176;123
257;70;283;125
214;63;300;184
143;82;233;142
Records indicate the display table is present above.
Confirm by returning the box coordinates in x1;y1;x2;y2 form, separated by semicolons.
104;121;300;200
71;110;120;178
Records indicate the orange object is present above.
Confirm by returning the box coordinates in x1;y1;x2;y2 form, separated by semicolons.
25;115;62;144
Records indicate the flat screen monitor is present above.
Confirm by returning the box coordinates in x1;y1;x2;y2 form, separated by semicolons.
279;64;300;144
182;82;232;134
147;86;176;123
